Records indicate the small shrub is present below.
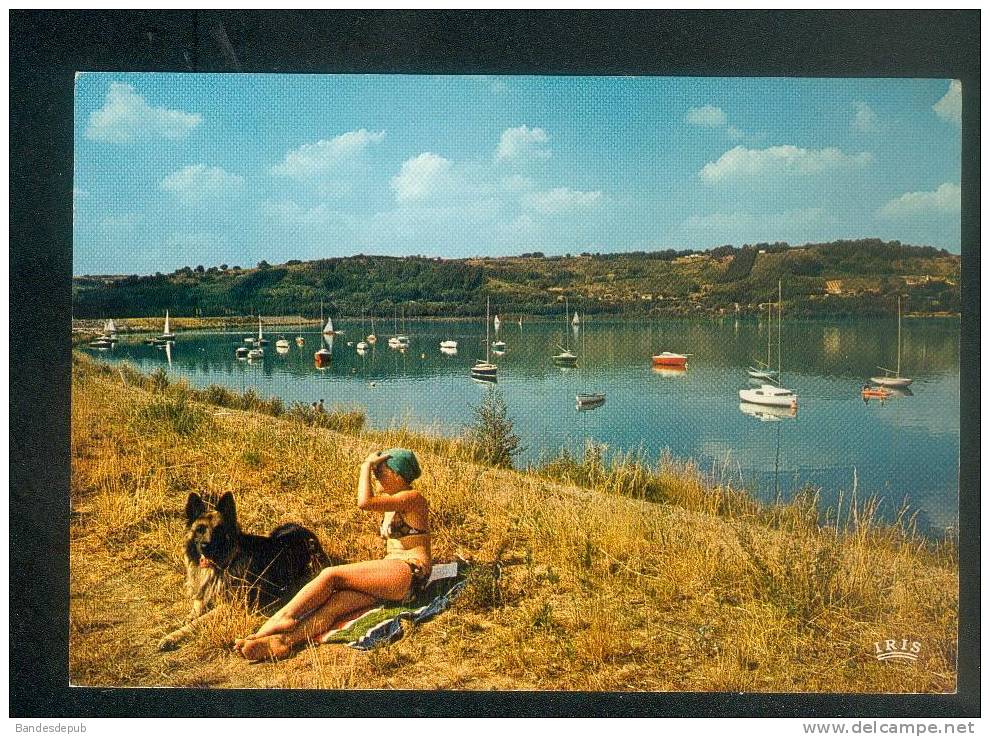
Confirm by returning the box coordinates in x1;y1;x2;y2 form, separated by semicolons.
465;388;522;469
132;394;209;436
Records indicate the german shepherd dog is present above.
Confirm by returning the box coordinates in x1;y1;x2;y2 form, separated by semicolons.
158;491;333;651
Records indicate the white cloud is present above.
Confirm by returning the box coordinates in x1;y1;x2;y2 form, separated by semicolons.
933;80;961;126
851;101;879;132
262;199;334;229
160;164;244;205
85;83;201;143
878;182;960;219
390;152;455;202
495;125;550;162
522;187;602;214
270;129;385;179
501;174;536;192
685;105;727;127
699;145;873;183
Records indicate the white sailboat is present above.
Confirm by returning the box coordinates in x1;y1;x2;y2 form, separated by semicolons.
255;315;268;345
571;311;580;326
871;296;913;388
103;318;118;342
471;297;498;381
155;310;175;343
553;297;578;366
739;281;798;409
493;314;501;331
748;300;780;381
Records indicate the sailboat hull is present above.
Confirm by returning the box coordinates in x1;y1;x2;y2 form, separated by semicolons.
738;387;797;408
652;353;687;367
870;376;913;388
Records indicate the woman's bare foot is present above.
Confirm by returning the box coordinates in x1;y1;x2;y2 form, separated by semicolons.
252;614;301;639
239;634;293;661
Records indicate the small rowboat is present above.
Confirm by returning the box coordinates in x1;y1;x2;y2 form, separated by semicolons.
652;352;688;367
576;392;606;410
235;346;249;358
862;386;893;399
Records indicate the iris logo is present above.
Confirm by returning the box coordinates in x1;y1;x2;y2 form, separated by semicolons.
873;638;921;662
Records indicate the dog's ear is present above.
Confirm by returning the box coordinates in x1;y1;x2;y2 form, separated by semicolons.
185;492;207;524
217;492;237;525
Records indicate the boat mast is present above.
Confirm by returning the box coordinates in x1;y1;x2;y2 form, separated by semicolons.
777;280;782;380
485;296;491;362
896;295;902;378
766;300;772;369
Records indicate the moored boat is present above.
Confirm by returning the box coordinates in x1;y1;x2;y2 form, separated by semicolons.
652;352;688;367
576;392;606;409
471;297;498;381
871;296;913;388
738;383;797;408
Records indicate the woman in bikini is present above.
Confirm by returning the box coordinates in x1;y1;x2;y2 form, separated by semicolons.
234;447;431;661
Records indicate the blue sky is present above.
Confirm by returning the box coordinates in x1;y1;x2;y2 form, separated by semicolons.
73;74;962;275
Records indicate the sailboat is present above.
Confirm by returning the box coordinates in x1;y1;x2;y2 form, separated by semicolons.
314;333;333;367
154;310;175;343
103;318;118;342
396;307;409;347
650;314;688;367
871;296;913;388
356;310;369;350
367;313;378;345
748;300;779;380
493;314;501;331
739;281;797;409
471;297;498;381
552;297;578;366
255;315;268;346
571;311;580;326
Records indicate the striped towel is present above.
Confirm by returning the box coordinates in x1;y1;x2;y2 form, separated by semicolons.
321;562;466;650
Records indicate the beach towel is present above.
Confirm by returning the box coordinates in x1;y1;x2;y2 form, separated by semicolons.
321;562;467;650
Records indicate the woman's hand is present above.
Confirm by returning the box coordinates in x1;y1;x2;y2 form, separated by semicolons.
362;451;390;468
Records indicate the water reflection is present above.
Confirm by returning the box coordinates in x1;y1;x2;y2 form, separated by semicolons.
86;317;960;530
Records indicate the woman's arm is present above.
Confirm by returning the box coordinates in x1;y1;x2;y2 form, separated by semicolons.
355;452;423;512
356;454;383;509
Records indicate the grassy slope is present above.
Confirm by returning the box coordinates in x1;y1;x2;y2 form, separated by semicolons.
70;359;957;691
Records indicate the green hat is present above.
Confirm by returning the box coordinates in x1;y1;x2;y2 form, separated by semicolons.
383;448;421;482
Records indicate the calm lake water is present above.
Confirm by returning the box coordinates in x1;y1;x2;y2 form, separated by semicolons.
86;317;960;531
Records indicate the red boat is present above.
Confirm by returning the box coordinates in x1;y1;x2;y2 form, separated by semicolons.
651;352;688;367
314;348;332;367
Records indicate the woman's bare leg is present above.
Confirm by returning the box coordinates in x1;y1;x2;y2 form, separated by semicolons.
238;589;377;661
236;559;413;660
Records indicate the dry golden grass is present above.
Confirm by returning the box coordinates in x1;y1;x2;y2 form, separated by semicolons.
69;354;957;691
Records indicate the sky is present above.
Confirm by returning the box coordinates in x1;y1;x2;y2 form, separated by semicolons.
73;74;962;275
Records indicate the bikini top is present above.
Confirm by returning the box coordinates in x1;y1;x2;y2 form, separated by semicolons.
380;510;428;540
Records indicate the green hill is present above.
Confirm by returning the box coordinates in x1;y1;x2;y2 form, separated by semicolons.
72;239;960;320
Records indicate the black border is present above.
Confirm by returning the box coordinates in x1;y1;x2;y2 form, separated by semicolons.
10;9;980;718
